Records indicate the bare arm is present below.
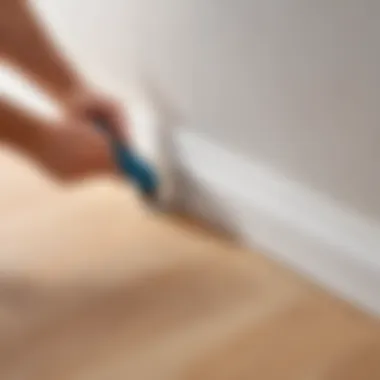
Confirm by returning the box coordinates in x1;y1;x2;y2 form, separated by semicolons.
0;99;116;179
0;0;127;146
0;0;84;103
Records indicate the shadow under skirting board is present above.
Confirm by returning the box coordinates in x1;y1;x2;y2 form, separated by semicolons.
173;128;380;316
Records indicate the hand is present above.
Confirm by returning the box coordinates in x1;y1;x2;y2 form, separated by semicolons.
64;87;129;141
26;87;129;181
0;99;117;181
33;119;119;181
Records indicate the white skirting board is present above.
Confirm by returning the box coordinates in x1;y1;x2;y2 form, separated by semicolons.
174;128;380;316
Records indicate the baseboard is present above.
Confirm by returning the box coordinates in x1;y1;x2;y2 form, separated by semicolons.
174;129;380;316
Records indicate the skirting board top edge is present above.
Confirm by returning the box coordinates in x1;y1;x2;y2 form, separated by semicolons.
175;128;380;315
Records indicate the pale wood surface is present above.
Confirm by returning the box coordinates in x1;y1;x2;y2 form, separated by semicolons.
0;146;379;380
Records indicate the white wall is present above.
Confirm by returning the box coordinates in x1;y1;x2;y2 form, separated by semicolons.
10;0;380;222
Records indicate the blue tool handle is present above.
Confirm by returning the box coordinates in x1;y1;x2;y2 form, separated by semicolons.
93;118;158;198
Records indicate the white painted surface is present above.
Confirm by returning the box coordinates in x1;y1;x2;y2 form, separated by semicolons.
22;0;380;222
176;129;380;315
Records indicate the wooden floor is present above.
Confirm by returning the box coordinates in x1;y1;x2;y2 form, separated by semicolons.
0;146;379;380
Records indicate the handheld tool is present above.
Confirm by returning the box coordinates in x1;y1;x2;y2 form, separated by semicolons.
94;118;159;202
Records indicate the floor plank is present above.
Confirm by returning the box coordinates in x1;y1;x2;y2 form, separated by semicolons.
0;147;378;380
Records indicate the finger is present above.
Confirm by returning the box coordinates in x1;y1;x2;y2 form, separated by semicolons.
61;127;118;179
38;125;118;181
96;102;129;142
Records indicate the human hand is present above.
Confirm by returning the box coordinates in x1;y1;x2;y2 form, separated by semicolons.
25;86;130;181
64;87;129;141
34;119;118;181
42;87;130;180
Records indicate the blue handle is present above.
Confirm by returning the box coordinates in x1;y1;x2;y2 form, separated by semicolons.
94;119;158;198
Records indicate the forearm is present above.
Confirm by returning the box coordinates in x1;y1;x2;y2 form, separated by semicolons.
0;99;51;154
0;0;84;103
